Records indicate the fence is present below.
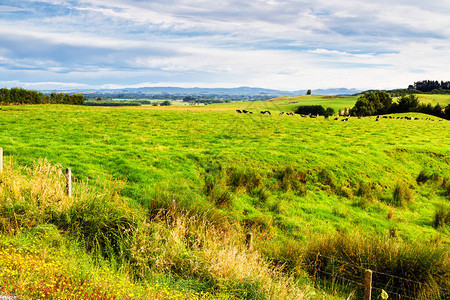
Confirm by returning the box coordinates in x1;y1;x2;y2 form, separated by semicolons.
310;252;449;300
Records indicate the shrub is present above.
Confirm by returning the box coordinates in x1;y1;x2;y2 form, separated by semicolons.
295;105;326;115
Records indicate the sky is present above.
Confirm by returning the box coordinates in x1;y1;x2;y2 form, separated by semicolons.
0;0;449;91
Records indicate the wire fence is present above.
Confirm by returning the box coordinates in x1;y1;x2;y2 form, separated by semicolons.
307;251;449;299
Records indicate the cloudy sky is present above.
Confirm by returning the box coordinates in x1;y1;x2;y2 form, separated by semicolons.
0;0;449;91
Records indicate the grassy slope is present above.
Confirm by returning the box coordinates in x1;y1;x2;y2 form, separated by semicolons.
416;94;450;106
0;100;449;298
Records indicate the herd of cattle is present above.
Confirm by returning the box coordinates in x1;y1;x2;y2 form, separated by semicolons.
236;109;444;122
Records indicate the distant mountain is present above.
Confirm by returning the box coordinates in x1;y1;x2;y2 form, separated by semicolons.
118;86;296;96
311;88;362;96
43;86;362;96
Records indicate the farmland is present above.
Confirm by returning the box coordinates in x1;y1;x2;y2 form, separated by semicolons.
0;96;449;299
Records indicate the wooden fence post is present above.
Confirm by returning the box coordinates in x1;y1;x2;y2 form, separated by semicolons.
245;232;253;251
365;269;373;300
0;147;3;172
65;168;72;197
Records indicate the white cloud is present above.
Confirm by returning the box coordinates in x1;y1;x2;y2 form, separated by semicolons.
0;0;448;90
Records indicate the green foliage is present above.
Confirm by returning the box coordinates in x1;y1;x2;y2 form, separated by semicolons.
395;94;420;112
350;91;392;116
295;105;326;115
306;89;312;95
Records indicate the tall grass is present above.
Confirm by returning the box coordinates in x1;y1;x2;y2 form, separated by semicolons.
304;233;449;299
0;158;318;299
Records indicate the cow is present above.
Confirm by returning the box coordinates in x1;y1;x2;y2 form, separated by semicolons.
243;110;249;114
236;110;242;113
334;117;339;120
260;111;271;115
279;112;285;115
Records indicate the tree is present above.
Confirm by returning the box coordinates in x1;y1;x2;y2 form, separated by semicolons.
295;105;326;115
432;103;443;118
396;94;419;112
445;104;450;120
350;91;392;116
0;88;10;104
306;89;312;95
325;107;335;116
183;96;195;102
160;100;171;106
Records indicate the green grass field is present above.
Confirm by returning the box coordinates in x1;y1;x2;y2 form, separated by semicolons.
210;95;359;112
0;99;449;299
416;94;450;106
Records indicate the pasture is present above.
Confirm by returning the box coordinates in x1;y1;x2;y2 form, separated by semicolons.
210;95;359;112
0;101;449;299
1;103;448;242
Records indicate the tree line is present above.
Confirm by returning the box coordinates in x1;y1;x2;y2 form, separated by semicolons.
0;88;84;105
350;91;450;119
408;80;450;93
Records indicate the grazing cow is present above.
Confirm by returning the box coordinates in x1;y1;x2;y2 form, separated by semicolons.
287;112;294;116
334;117;339;120
439;119;443;122
279;112;285;115
341;118;348;121
243;110;249;114
249;111;253;114
260;110;271;115
375;118;379;121
383;116;388;119
236;110;242;113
